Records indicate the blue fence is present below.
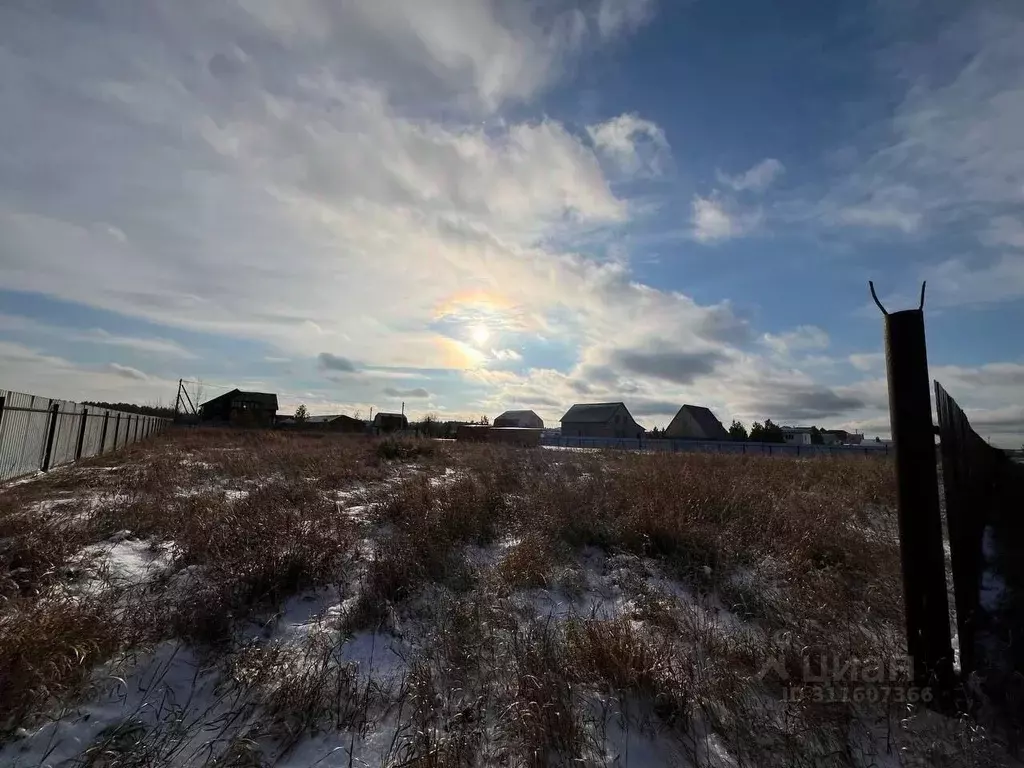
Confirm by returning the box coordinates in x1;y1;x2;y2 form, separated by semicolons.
540;435;890;457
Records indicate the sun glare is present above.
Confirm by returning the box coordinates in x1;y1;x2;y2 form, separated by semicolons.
471;325;490;345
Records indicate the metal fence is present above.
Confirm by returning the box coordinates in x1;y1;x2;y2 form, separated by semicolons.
0;388;171;483
935;382;1024;744
541;435;890;456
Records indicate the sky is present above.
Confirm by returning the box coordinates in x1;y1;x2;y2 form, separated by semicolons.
1;0;1023;446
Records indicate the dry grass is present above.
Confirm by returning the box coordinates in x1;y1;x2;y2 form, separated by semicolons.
0;428;1016;767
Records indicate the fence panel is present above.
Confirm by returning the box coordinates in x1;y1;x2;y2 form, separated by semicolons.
0;388;170;482
935;381;1023;737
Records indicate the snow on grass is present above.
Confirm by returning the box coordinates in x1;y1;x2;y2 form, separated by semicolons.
0;642;219;768
60;533;177;596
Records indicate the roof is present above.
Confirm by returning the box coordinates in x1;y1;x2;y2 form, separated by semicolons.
201;389;279;410
560;402;626;424
373;412;407;423
496;410;540;420
678;404;729;440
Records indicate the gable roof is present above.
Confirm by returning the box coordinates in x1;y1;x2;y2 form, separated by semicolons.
560;402;626;424
496;410;541;421
373;412;408;424
678;404;729;440
201;389;279;410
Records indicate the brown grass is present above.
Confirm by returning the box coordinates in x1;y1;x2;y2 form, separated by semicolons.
0;428;1016;766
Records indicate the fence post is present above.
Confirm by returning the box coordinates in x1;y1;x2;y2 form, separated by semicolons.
100;412;110;454
133;415;140;444
75;408;89;460
113;413;121;449
871;282;954;707
0;395;5;432
41;402;60;471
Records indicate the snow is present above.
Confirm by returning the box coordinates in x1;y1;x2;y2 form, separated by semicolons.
0;642;219;768
61;535;177;596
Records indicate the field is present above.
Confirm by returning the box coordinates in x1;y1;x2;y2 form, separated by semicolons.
0;429;1016;767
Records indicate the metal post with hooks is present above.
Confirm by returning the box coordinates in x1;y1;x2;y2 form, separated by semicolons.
870;280;955;709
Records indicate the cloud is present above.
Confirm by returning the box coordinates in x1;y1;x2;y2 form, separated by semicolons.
383;387;430;398
838;205;921;234
849;353;884;372
318;353;358;372
762;326;830;356
587;113;671;176
595;0;656;39
107;363;149;381
717;158;784;192
492;349;523;361
691;195;762;242
83;329;197;359
609;348;725;385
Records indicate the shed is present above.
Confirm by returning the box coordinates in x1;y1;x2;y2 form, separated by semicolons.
373;412;408;434
305;414;367;433
664;404;729;441
200;389;278;427
559;402;644;439
493;410;544;429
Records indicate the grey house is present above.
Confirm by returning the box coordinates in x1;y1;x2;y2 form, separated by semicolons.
664;404;729;441
494;410;544;429
560;402;644;439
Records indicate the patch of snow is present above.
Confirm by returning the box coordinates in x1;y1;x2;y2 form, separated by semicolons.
66;536;176;595
339;631;408;687
0;642;220;768
224;489;249;502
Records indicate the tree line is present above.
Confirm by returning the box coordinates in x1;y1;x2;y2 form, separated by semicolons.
83;401;176;418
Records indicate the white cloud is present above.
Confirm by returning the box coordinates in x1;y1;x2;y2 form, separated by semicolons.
849;353;884;372
838;205;922;234
596;0;656;39
717;158;784;192
108;363;149;381
762;326;830;356
691;195;762;242
587;113;671;176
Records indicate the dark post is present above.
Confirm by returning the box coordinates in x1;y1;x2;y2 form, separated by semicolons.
0;395;5;432
133;414;140;444
41;402;60;471
75;408;89;460
100;412;110;453
113;412;121;449
871;282;954;705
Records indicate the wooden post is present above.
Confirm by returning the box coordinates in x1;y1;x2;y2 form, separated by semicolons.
100;412;110;454
872;281;954;707
133;414;140;444
75;408;89;460
41;402;60;471
113;412;121;449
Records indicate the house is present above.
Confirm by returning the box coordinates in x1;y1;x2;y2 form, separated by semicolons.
781;426;813;446
304;414;366;433
373;412;408;434
559;402;644;439
200;389;278;427
493;410;544;429
664;404;729;441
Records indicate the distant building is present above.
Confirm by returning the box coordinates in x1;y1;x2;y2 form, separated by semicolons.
781;426;813;446
494;410;544;429
664;404;729;441
560;402;644;439
304;414;367;433
200;389;278;427
822;429;864;446
373;412;408;434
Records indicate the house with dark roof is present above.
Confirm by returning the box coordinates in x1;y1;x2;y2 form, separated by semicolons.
664;404;729;441
559;402;644;439
373;412;408;434
200;389;278;427
303;414;367;433
494;410;544;429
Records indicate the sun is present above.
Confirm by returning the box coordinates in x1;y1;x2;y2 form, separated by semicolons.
470;324;490;345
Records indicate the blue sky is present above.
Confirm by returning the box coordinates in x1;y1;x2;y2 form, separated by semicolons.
1;0;1023;444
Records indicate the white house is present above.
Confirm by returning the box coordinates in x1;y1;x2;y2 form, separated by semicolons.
781;426;813;446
